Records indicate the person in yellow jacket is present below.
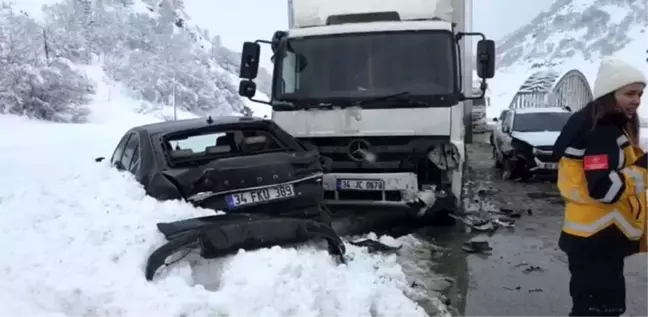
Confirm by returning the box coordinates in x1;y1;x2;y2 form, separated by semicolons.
554;58;646;316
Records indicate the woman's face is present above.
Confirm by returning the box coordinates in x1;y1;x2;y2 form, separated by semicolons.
614;83;645;118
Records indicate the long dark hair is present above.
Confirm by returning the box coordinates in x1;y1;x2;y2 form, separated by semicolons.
590;92;640;145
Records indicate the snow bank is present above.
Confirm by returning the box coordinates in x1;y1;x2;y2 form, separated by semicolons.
0;115;427;316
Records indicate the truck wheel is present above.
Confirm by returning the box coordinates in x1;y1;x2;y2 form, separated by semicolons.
418;189;458;227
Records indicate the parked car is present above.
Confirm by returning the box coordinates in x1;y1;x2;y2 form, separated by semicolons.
491;107;571;180
488;109;509;147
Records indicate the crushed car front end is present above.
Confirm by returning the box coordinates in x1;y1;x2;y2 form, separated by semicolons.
529;145;560;174
507;138;560;178
141;118;345;280
148;120;331;220
177;151;327;220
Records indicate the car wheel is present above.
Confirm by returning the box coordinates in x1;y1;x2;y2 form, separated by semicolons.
492;147;502;168
518;164;535;182
502;158;517;180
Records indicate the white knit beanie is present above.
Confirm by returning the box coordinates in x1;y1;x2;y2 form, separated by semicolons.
592;58;646;100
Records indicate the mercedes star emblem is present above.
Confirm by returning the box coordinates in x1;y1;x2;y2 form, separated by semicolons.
347;139;371;162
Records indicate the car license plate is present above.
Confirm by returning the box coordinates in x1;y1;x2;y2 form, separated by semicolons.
337;179;385;191
545;163;558;170
226;184;295;208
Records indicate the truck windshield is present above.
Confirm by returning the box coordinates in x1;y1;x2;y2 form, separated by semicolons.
513;112;571;132
274;31;456;104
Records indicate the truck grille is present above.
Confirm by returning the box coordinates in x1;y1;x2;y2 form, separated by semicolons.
299;136;449;172
324;190;402;201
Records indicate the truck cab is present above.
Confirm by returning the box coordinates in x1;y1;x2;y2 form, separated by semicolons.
236;0;495;218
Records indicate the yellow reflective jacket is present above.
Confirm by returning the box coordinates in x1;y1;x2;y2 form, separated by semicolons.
554;105;648;256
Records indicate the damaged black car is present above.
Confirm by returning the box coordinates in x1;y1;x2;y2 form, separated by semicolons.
98;116;345;280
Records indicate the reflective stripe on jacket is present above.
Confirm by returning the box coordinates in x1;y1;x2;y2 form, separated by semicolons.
554;104;648;254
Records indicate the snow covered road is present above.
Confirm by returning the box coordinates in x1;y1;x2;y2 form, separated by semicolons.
0;115;443;316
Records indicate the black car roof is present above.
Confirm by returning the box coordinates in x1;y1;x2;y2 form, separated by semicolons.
133;116;268;135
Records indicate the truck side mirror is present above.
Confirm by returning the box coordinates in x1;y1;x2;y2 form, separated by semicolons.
238;80;257;98
271;30;288;53
476;39;495;79
239;42;261;79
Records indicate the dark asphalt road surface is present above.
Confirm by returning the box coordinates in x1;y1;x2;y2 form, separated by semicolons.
422;137;648;316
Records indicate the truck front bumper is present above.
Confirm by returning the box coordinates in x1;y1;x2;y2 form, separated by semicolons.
321;172;455;216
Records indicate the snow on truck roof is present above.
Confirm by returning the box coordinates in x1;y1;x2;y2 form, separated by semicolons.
289;0;453;28
512;107;570;114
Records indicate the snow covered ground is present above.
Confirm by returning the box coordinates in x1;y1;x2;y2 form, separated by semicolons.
0;65;442;316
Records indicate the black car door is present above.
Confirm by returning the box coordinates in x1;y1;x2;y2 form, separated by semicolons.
111;134;132;167
119;133;141;176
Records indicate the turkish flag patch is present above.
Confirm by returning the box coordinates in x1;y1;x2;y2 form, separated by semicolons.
584;154;609;170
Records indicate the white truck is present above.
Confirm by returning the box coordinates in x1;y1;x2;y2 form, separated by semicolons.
236;0;495;220
472;81;491;134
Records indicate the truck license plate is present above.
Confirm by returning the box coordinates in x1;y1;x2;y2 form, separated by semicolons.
337;179;385;191
226;184;295;208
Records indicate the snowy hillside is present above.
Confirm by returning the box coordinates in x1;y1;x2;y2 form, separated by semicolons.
487;0;647;118
2;0;272;121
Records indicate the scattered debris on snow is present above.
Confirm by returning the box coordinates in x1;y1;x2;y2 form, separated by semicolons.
462;240;493;254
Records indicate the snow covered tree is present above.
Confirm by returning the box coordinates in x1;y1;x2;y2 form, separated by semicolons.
0;4;93;122
2;0;262;122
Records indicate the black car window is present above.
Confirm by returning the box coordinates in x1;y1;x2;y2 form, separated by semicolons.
128;143;140;174
111;134;132;165
169;130;282;155
172;132;231;153
120;134;139;170
164;129;286;166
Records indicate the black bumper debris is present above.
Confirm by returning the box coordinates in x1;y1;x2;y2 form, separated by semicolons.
145;213;345;281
